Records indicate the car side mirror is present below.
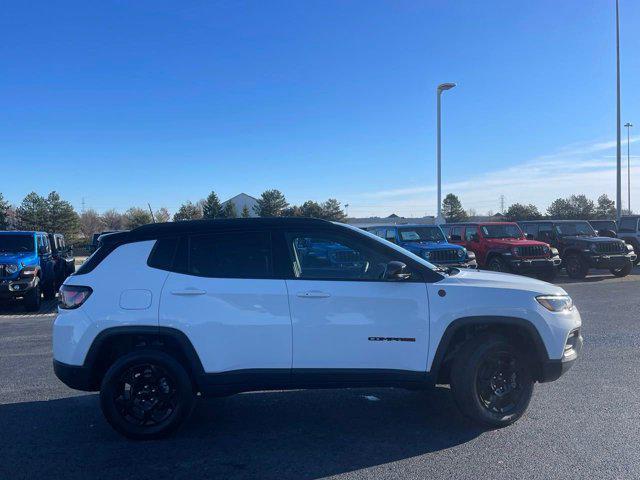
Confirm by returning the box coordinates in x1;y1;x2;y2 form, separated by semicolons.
471;234;479;242
387;261;411;280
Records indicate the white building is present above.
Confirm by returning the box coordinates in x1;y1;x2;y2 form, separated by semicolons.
221;193;259;217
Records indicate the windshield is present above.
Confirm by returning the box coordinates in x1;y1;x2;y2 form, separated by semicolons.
398;226;445;242
554;222;596;237
481;224;523;239
0;235;35;253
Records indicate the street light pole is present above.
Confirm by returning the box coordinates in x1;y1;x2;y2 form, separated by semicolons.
616;0;622;221
625;122;633;213
436;82;456;224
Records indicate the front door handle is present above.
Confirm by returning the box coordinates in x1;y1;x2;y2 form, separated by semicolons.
171;289;207;296
297;291;331;298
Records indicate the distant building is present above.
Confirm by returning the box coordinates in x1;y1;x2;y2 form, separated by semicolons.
221;193;259;217
347;214;435;229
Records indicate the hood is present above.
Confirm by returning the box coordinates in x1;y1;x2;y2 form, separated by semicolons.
445;268;564;296
401;241;463;251
0;251;38;266
560;236;624;244
484;238;547;247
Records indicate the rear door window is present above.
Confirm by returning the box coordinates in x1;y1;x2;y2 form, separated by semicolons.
188;231;272;278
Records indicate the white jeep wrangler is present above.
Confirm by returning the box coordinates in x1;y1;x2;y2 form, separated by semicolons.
53;218;582;439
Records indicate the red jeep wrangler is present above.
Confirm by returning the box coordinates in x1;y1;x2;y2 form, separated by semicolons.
443;222;561;281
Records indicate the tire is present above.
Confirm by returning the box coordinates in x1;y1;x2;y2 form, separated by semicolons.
564;254;588;279
610;262;632;277
450;334;534;428
23;283;41;312
42;279;56;300
100;350;195;440
487;256;509;273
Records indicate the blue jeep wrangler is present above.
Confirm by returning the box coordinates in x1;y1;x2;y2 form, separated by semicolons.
0;231;57;311
366;224;476;269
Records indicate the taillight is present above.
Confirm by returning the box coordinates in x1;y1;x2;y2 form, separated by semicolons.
59;285;93;309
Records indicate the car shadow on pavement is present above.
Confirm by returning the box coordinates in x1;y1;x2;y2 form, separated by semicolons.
0;386;483;480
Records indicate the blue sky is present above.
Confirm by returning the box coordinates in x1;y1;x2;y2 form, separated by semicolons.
2;0;639;217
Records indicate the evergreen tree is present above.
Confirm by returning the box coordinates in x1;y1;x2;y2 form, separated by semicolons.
16;192;48;231
595;194;616;219
254;189;288;217
281;205;302;217
504;203;542;221
442;193;468;222
321;199;346;221
222;202;237;218
0;193;10;229
46;191;80;238
241;205;251;218
202;191;223;219
173;201;202;221
299;200;323;218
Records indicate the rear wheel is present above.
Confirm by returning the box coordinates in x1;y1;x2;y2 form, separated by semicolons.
565;254;588;279
610;262;632;277
100;350;195;440
23;283;41;312
487;256;509;273
450;334;534;428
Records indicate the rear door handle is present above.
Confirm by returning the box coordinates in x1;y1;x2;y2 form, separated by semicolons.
171;289;207;296
297;291;331;298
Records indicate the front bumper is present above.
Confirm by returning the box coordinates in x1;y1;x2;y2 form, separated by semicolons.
507;255;561;273
0;277;38;299
584;252;636;269
540;329;583;382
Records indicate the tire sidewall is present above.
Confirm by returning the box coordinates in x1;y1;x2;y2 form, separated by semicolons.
565;254;587;279
487;256;506;272
451;335;534;428
100;350;195;440
610;262;632;277
24;283;41;311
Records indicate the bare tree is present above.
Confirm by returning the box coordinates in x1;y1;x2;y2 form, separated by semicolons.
79;209;105;239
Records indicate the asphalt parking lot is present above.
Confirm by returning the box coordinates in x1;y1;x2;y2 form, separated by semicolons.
1;269;639;480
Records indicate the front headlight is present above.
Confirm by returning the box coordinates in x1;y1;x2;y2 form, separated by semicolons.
542;245;550;254
423;251;431;260
512;247;520;257
589;243;598;252
457;248;465;258
536;295;573;312
5;264;19;274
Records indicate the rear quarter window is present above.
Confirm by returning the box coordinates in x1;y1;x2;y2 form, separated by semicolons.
147;237;179;271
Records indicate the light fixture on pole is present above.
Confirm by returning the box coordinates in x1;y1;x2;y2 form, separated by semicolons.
436;82;456;224
625;122;633;213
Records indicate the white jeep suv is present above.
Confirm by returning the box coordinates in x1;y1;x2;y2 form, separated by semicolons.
53;218;582;439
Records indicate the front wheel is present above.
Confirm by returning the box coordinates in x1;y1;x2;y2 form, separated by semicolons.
42;278;56;300
450;334;534;428
487;256;509;273
100;350;195;440
23;283;41;312
610;262;632;277
565;254;588;279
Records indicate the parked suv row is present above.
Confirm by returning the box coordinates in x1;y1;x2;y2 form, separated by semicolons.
54;218;582;439
443;222;560;281
0;231;75;311
519;220;636;279
365;224;476;269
